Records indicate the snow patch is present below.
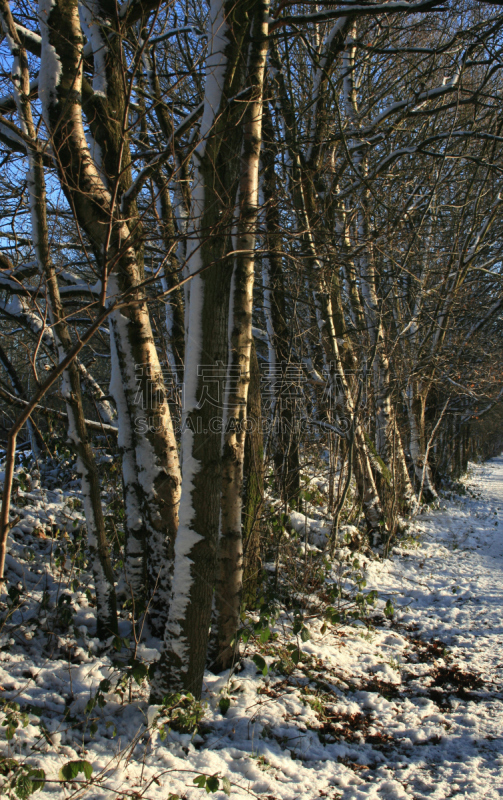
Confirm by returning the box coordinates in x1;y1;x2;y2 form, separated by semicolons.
38;0;62;117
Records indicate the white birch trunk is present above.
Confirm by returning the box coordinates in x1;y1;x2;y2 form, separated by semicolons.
210;0;269;672
152;0;262;699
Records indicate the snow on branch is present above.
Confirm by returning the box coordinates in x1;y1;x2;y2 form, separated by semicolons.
0;273;32;295
78;0;109;98
14;22;41;55
271;0;447;29
0;295;54;346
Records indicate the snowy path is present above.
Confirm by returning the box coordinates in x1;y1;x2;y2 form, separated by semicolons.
352;456;503;798
1;459;503;800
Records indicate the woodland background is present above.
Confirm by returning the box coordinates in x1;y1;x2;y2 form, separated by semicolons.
0;0;502;705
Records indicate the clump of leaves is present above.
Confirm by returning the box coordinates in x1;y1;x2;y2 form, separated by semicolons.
193;773;231;795
237;599;280;647
0;758;45;799
384;599;394;618
55;594;74;630
59;760;93;782
85;679;111;714
159;693;206;735
432;664;484;696
300;687;328;718
1;701;29;742
114;658;148;701
1;584;24;630
218;696;231;715
321;556;379;629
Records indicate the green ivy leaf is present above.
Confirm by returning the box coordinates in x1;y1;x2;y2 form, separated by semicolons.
59;762;79;781
13;766;45;799
252;654;268;676
80;761;93;780
221;776;232;796
27;769;44;790
5;720;18;740
29;769;45;793
84;697;96;714
218;697;230;716
193;775;207;789
14;775;33;799
325;607;340;624
259;627;271;643
131;661;148;686
300;627;310;642
205;775;220;793
59;760;93;782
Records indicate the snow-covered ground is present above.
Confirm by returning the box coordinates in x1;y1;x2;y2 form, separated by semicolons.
1;457;503;799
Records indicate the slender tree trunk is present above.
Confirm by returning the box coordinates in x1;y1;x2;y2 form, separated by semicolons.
241;343;264;608
261;109;300;505
394;421;418;514
210;6;269;671
38;0;181;634
151;0;260;700
154;177;185;381
406;383;438;502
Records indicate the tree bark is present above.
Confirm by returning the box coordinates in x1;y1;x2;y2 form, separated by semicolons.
241;343;264;609
38;0;181;634
151;0;265;700
210;5;269;671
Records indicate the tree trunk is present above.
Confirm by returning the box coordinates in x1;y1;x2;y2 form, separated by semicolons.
261;107;300;505
406;383;438;503
38;0;181;634
151;0;261;700
210;8;269;670
241;343;264;609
